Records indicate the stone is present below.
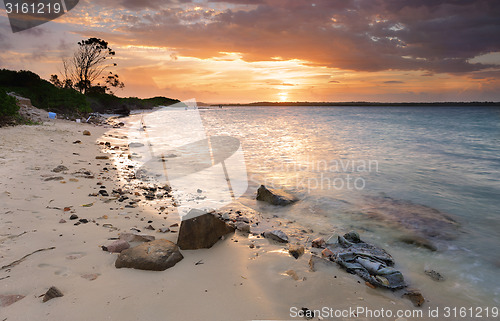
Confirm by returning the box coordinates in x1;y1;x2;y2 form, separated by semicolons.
263;230;289;243
96;155;109;160
44;176;64;181
42;286;64;302
159;227;170;233
99;190;109;196
103;240;130;253
256;185;298;206
69;214;78;220
321;248;334;257
331;231;406;290
119;233;155;243
81;273;100;281
236;222;251;233
0;294;25;307
52;165;68;173
424;269;445;281
177;210;235;250
312;237;326;248
403;289;425;307
289;244;305;259
59;219;66;223
83;130;91;136
115;239;184;271
398;235;437;251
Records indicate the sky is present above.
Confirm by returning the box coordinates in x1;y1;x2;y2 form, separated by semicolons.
1;0;500;103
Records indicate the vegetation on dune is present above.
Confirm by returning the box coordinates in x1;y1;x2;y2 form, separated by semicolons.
0;87;19;117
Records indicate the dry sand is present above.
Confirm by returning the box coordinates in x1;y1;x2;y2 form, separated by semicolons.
1;118;430;321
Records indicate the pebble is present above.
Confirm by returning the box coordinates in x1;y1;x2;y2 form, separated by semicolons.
42;286;64;302
59;219;66;223
69;214;78;220
83;130;91;136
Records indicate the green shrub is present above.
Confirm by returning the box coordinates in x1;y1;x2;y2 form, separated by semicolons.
0;87;19;117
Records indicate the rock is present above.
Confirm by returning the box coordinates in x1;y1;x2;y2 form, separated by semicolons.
424;269;445;281
69;214;78;220
103;240;130;253
115;239;184;271
236;222;251;233
79;218;89;223
312;237;326;248
321;248;334;257
285;269;300;281
52;165;68;173
256;185;298;206
398;235;437;251
263;230;289;243
159;228;170;233
331;231;407;290
119;233;155;243
0;294;25;307
44;176;64;181
99;190;109;196
145;225;155;230
403;289;425;307
177;210;235;250
59;219;66;223
129;142;145;148
197;189;202;193
96;155;109;160
81;273;100;281
289;244;305;259
83;130;91;136
42;286;64;302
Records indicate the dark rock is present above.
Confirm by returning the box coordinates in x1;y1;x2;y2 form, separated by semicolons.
424;269;445;281
42;286;64;302
79;218;89;223
332;231;406;290
256;185;298;206
99;190;109;197
69;214;78;220
115;239;183;271
96;156;109;160
263;230;289;243
403;289;425;307
83;130;91;136
289;244;305;259
103;240;130;253
52;165;68;173
44;176;64;181
177;210;235;250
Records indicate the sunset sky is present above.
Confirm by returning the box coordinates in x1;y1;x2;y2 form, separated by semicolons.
1;0;500;103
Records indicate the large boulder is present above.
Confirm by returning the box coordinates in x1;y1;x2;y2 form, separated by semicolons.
115;239;183;271
256;185;298;206
177;210;235;250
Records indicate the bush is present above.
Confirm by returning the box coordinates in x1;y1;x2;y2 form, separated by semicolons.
0;88;19;117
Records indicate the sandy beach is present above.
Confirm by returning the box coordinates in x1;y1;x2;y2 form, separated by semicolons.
0;116;476;321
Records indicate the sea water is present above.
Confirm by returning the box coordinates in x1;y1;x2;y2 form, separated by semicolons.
197;106;500;306
124;106;500;309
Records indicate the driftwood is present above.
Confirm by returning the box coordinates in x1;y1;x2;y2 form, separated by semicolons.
1;247;56;270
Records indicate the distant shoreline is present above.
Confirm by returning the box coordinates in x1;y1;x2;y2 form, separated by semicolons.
210;101;500;107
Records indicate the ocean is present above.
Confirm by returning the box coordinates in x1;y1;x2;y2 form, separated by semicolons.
124;105;500;308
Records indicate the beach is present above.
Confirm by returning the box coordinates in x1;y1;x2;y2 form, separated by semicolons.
0;109;498;321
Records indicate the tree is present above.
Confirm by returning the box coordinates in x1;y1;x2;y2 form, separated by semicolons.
52;38;124;94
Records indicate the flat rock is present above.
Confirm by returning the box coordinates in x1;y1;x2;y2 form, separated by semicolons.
263;230;289;243
115;239;183;271
119;233;155;243
103;240;130;253
0;294;25;307
177;210;235;250
236;222;251;233
256;185;298;206
424;269;445;281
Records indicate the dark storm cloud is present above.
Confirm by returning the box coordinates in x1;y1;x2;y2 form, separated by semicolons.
95;0;500;73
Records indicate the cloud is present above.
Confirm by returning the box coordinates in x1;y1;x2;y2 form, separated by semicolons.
384;80;404;84
79;0;499;74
